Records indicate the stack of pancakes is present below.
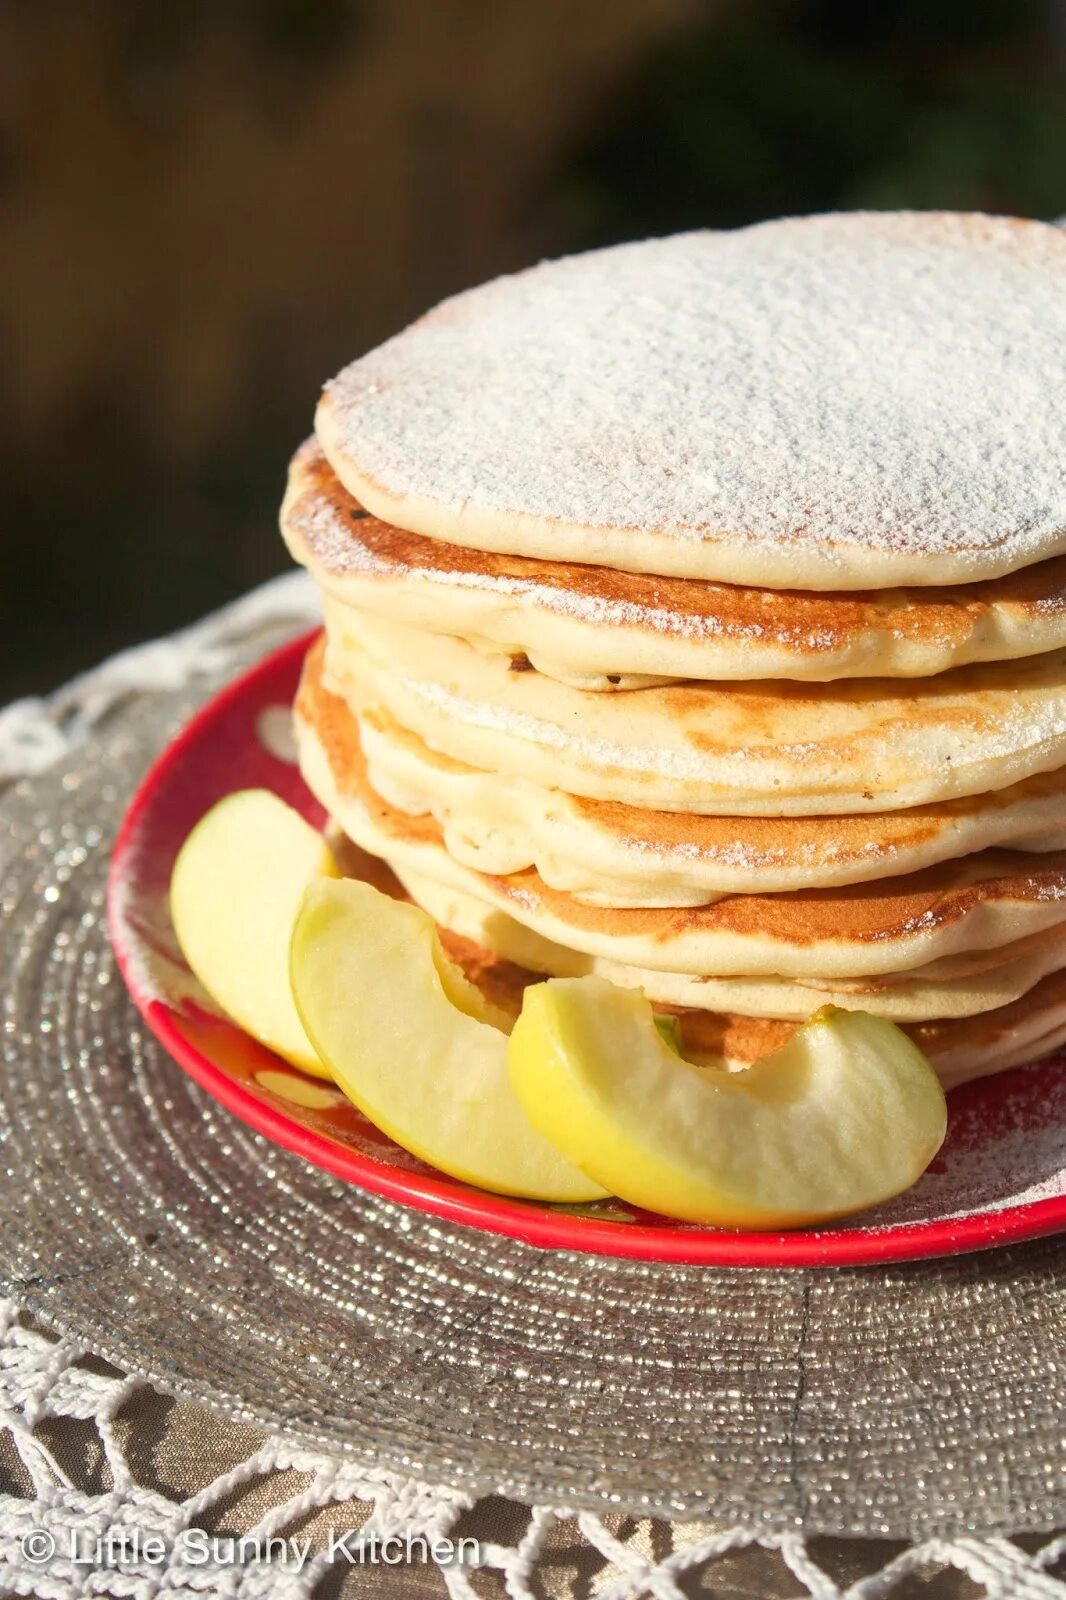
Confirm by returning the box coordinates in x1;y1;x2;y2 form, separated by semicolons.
283;211;1066;1091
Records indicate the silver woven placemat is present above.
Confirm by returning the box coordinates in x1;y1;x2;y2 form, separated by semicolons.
1;590;1064;1543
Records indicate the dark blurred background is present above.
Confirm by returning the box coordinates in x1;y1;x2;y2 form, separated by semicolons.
3;0;1065;700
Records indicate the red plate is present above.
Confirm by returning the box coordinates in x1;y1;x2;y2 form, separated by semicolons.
108;632;1066;1267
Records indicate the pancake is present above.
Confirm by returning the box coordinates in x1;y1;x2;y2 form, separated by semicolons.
317;213;1066;592
675;971;1066;1090
325;837;1066;1088
295;649;1066;982
324;606;1066;817
352;685;1066;907
394;864;1066;1022
284;441;1066;687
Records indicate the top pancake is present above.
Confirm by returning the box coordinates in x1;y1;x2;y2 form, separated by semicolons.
317;212;1066;592
284;440;1066;686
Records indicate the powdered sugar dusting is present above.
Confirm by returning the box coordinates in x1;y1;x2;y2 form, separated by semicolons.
320;213;1066;589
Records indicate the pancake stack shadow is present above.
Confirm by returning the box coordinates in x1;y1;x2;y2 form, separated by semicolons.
282;212;1066;1091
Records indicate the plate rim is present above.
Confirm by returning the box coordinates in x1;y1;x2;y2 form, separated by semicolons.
107;630;1066;1269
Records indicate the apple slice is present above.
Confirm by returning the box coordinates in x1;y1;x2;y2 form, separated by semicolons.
170;789;337;1078
507;979;947;1228
289;878;607;1202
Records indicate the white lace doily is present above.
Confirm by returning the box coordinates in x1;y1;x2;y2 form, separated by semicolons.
1;577;1065;1599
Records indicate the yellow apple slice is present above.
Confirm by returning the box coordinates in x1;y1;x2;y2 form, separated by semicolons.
507;979;947;1228
170;789;337;1078
290;878;607;1202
